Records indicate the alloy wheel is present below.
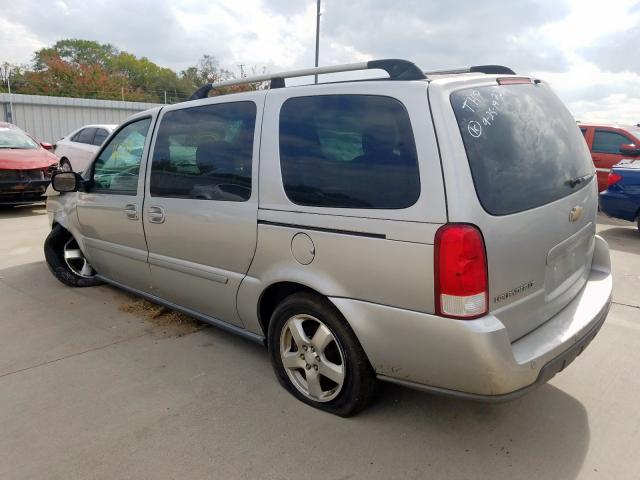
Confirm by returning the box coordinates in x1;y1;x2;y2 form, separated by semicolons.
63;238;95;278
279;314;346;402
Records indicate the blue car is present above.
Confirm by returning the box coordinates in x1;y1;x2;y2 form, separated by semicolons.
599;159;640;232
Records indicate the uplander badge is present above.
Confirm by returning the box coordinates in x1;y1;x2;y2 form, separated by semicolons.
494;281;534;304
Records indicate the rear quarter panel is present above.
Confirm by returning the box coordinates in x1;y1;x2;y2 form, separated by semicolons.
428;76;599;341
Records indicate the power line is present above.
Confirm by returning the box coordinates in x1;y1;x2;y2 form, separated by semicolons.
314;0;321;84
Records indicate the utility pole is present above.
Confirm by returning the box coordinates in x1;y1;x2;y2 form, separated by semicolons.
7;66;15;124
238;64;245;78
314;0;321;84
164;90;167;104
121;87;124;102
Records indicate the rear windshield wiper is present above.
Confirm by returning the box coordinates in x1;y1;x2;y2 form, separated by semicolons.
565;173;594;188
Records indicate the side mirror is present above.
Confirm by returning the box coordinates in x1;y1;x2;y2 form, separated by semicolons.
619;143;640;156
51;171;83;192
40;142;54;151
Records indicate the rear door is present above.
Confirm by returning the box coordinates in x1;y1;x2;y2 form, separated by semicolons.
93;128;110;147
592;128;635;191
432;78;597;341
142;94;264;326
75;114;156;292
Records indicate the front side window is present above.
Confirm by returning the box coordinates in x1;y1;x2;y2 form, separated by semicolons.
92;118;151;194
149;102;256;202
279;95;420;209
592;130;632;154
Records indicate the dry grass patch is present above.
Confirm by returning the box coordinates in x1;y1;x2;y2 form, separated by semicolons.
119;297;204;336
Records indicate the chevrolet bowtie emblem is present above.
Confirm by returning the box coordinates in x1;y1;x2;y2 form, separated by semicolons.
569;206;583;222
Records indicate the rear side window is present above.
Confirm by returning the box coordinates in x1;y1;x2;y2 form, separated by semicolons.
279;95;420;209
451;83;594;215
74;128;96;144
592;130;631;154
150;102;256;201
93;128;109;146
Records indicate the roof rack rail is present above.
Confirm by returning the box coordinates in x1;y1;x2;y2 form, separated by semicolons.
425;65;516;76
188;59;426;100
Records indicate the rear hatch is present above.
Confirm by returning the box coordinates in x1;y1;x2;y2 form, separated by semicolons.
445;79;597;341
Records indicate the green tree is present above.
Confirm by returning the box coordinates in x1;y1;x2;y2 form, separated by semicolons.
3;39;265;103
34;39;117;70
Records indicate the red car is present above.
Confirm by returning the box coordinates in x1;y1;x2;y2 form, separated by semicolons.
579;123;640;191
0;122;59;205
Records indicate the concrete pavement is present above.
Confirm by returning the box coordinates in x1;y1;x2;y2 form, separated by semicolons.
0;205;639;480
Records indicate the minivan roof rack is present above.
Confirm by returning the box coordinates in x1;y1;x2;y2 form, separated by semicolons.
425;65;516;76
188;59;426;100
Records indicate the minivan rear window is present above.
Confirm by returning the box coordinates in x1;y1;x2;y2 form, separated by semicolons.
451;83;594;215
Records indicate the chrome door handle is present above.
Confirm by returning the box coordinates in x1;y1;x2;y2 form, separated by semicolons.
124;203;138;220
148;206;166;224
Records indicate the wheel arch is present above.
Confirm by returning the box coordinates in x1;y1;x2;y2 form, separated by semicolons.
49;207;71;230
257;281;324;337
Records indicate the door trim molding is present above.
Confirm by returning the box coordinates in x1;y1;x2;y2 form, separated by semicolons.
257;219;386;239
148;252;229;284
83;236;148;262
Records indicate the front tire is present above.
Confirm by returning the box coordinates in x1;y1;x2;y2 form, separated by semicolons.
268;293;376;416
44;225;102;287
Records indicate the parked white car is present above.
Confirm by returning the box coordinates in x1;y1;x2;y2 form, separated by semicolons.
55;124;117;172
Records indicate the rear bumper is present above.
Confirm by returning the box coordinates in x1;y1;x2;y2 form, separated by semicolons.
599;190;638;222
331;235;613;399
378;296;609;402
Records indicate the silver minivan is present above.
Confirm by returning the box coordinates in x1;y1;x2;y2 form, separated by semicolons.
46;60;612;416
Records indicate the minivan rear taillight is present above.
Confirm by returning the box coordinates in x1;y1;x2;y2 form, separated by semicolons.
435;224;488;319
607;172;622;187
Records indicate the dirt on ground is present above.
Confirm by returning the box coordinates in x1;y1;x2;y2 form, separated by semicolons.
119;297;204;337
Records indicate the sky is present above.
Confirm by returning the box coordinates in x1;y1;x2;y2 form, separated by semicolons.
0;0;639;124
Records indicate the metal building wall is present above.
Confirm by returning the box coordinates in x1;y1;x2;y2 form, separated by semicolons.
0;93;162;143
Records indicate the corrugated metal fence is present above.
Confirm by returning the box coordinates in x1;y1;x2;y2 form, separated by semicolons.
0;93;162;143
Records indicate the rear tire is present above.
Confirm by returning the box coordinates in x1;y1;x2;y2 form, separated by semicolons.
268;292;376;417
44;225;102;287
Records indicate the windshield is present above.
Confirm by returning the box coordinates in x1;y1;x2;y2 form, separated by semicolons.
451;82;594;215
0;127;39;149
